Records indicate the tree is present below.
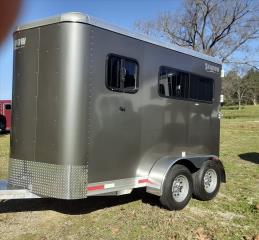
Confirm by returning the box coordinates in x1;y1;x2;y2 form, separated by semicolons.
134;0;259;68
222;69;258;109
222;72;236;105
244;68;259;105
222;71;245;109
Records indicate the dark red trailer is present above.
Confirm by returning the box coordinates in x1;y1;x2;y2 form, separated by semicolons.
0;100;12;132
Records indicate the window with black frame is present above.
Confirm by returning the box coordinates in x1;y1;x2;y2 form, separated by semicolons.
5;104;11;110
159;67;189;99
159;66;214;102
107;54;138;93
190;74;213;102
107;55;121;90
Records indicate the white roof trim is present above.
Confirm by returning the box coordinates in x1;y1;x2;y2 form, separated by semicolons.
15;12;221;65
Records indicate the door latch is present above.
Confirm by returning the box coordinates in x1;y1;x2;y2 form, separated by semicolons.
119;106;126;112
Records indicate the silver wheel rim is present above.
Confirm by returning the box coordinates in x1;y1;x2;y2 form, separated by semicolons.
204;169;218;193
172;175;189;202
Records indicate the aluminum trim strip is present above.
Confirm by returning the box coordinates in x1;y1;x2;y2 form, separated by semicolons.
0;189;41;200
0;180;41;199
15;12;221;65
86;177;153;196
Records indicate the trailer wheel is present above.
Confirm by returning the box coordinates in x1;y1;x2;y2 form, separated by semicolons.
0;115;6;131
160;164;193;210
192;160;221;201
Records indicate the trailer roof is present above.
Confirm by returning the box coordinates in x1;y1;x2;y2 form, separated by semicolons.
16;12;221;65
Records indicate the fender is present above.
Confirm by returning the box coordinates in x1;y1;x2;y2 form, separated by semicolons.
215;159;226;183
146;155;225;196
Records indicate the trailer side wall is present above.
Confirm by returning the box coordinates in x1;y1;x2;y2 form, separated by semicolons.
87;25;221;183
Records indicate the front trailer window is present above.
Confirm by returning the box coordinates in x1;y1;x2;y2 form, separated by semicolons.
107;54;139;93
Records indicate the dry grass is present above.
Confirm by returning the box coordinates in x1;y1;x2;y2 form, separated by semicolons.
0;105;258;240
0;132;9;179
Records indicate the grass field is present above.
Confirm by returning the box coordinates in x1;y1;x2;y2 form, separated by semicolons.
0;106;258;240
0;132;9;179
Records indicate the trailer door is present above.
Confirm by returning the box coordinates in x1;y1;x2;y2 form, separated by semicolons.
88;52;142;182
188;74;220;155
11;29;39;161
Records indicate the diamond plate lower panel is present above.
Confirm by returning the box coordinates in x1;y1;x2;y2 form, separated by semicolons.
8;158;88;199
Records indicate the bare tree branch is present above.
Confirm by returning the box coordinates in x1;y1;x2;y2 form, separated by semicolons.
226;60;259;70
134;0;259;67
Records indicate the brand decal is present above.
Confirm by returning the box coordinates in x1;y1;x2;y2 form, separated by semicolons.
205;63;220;74
14;37;26;50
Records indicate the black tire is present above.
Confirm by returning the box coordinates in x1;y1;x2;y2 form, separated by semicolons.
192;160;221;201
0;115;6;131
160;164;193;210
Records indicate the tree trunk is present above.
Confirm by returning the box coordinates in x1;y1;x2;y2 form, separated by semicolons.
237;91;242;110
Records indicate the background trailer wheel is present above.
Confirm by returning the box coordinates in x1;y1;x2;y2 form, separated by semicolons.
0;115;6;131
160;164;193;210
192;160;221;201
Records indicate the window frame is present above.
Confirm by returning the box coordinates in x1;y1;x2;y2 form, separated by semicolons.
158;66;214;104
189;73;215;103
4;104;12;110
105;53;139;94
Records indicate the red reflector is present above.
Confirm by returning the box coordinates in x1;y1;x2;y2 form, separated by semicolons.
138;179;149;184
87;185;104;191
138;179;154;185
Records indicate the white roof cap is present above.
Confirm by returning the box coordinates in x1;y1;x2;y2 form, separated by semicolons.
15;12;221;65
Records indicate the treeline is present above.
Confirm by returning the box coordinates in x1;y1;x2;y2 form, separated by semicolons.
222;68;259;109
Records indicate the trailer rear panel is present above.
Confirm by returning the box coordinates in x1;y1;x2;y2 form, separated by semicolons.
10;23;89;199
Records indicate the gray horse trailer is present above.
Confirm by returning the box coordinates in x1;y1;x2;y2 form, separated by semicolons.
2;12;226;210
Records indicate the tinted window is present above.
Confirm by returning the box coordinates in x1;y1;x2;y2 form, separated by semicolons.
159;67;189;99
107;55;121;90
107;54;138;93
159;66;214;103
123;60;138;91
5;104;11;110
190;74;213;102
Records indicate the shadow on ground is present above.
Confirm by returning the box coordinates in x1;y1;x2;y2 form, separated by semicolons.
0;188;161;215
239;152;259;164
